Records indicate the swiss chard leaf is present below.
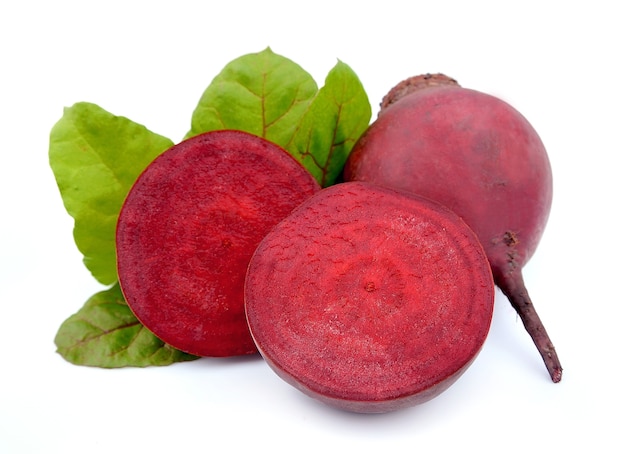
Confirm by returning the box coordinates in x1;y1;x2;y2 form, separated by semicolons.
49;102;173;284
286;61;372;187
185;47;319;147
55;284;198;367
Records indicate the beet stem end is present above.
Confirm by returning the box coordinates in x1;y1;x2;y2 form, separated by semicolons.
497;270;563;383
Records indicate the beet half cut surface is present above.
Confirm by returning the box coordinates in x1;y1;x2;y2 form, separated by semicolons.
245;181;494;413
116;130;320;357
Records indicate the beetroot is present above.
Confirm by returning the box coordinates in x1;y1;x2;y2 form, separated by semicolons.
344;74;562;382
116;130;320;357
245;181;494;413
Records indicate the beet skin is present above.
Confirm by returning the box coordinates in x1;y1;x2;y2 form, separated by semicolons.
245;182;494;413
344;74;562;382
116;130;320;357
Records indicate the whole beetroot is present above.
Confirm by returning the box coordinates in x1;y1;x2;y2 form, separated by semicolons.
344;74;562;383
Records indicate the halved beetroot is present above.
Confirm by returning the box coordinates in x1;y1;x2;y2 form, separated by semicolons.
116;130;320;357
244;181;494;413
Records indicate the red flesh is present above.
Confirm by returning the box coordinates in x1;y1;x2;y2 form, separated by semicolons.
344;77;562;382
245;182;494;413
116;130;320;357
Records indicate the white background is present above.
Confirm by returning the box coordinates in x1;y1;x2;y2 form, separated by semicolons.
1;1;623;452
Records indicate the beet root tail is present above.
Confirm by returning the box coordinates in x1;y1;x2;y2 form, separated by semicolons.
497;271;563;383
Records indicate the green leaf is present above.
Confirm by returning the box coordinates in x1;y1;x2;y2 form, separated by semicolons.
49;102;174;284
286;60;372;187
185;47;319;147
55;284;198;367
